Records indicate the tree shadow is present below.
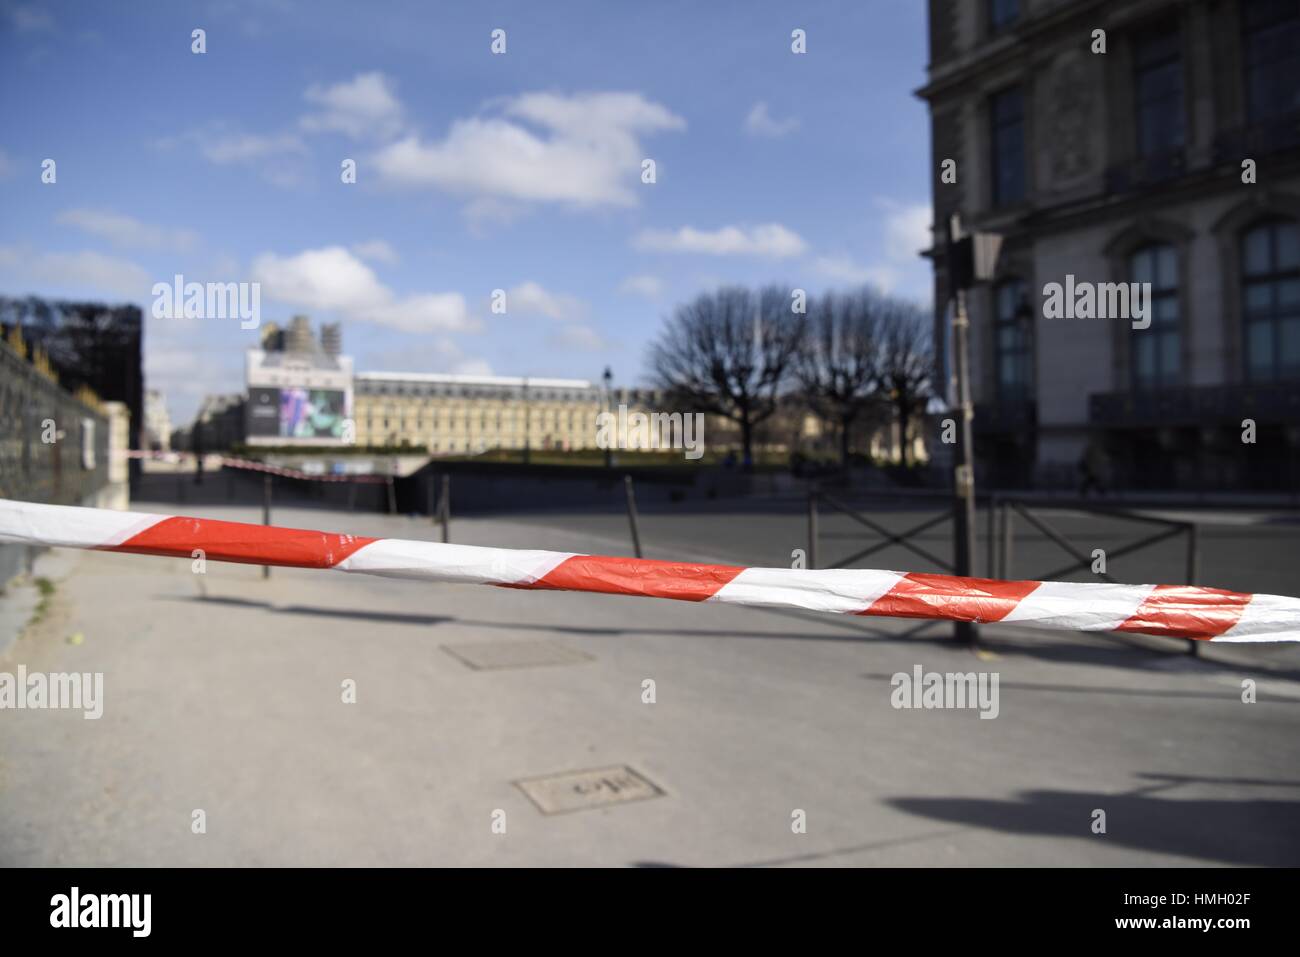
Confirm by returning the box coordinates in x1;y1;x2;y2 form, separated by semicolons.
885;778;1300;865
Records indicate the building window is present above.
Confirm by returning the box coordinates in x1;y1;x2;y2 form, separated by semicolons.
993;278;1032;401
1242;220;1300;382
989;0;1019;33
1243;0;1300;124
1133;26;1184;158
1130;243;1181;389
990;86;1025;206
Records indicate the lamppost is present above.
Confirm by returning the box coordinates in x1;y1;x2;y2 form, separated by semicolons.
602;366;613;468
946;213;1003;647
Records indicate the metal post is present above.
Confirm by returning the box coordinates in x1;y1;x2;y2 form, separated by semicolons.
428;476;437;525
985;493;996;578
440;474;450;544
951;288;978;646
624;475;642;558
807;486;819;570
1186;524;1200;657
1001;501;1013;580
386;476;397;515
262;474;272;580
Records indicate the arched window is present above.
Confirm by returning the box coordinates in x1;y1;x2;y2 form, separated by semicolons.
1129;243;1180;389
993;278;1031;401
1242;219;1300;382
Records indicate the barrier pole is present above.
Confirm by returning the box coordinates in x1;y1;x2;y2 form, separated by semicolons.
624;475;642;558
1000;501;1013;580
439;474;450;544
807;486;818;570
262;474;272;580
1187;523;1200;657
985;493;996;578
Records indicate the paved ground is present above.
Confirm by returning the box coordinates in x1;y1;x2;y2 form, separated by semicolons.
2;499;1299;866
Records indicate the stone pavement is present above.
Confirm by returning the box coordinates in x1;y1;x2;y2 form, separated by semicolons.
1;503;1298;866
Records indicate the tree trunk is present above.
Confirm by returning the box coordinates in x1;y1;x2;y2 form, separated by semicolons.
896;398;910;467
740;417;754;471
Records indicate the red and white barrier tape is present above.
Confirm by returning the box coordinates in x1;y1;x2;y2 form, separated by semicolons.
1;498;1297;642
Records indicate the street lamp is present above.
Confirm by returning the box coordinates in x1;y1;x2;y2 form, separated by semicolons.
602;366;613;468
945;213;1003;648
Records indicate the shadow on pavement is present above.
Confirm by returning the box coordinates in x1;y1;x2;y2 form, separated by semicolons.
160;595;1300;685
858;671;1300;705
885;783;1300;866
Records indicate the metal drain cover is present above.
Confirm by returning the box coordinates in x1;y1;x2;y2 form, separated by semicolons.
515;765;665;815
441;640;593;670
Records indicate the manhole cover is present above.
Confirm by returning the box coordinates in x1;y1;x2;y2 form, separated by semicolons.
515;765;665;815
441;640;593;671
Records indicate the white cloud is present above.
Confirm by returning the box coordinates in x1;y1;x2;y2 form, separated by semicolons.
552;324;607;352
453;357;494;376
363;339;493;377
633;223;807;259
251;245;475;334
351;239;399;265
618;274;664;299
198;130;307;164
0;245;151;299
813;256;900;291
8;4;54;31
506;281;585;320
372;91;684;208
744;101;799;138
57;208;198;251
811;202;933;298
301;71;404;140
882;201;932;261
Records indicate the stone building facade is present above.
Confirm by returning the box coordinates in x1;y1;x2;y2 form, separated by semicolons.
918;0;1300;489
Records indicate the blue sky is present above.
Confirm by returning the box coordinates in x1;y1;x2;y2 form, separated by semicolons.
0;0;932;422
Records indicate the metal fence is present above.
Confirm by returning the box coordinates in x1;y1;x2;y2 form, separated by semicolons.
0;337;110;506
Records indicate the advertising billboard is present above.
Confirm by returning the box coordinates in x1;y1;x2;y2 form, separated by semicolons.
245;349;354;446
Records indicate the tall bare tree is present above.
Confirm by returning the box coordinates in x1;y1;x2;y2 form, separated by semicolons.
877;299;934;467
649;285;803;467
794;288;887;468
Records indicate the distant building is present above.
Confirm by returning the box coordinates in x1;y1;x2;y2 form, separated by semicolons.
245;315;354;447
190;393;245;452
354;372;605;453
143;390;171;451
0;296;144;473
918;0;1300;490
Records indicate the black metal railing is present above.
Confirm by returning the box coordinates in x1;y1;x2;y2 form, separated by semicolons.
0;337;109;505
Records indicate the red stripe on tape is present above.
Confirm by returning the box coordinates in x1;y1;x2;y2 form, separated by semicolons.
863;572;1041;623
1115;584;1252;639
112;516;377;569
524;554;744;602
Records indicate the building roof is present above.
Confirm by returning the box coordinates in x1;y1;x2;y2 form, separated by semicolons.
356;371;595;389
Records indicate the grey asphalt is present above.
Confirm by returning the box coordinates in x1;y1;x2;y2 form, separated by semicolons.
1;499;1298;866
